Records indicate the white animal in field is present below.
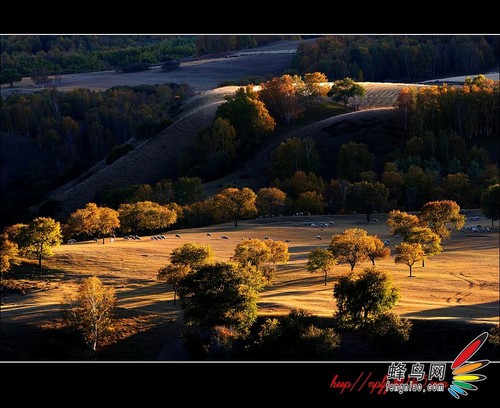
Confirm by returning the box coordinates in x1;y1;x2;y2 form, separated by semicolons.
221;235;230;240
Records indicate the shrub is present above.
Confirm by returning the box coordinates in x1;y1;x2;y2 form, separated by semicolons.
106;144;135;165
368;312;412;344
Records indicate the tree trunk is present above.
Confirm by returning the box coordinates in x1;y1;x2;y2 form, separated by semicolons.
234;219;238;227
422;258;425;267
409;265;413;277
324;271;327;286
371;258;375;266
350;263;355;271
366;212;371;223
102;236;105;245
173;290;177;305
38;255;42;269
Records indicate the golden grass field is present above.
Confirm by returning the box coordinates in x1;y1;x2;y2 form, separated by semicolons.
2;210;498;353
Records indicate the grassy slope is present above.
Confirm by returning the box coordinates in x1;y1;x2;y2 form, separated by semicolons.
1;210;498;360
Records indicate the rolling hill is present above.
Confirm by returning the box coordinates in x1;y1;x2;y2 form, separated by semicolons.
34;82;421;218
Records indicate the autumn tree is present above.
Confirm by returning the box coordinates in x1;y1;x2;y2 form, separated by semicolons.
64;276;116;351
366;236;391;266
395;242;425;277
328;77;366;107
216;86;275;145
232;239;270;274
178;261;264;334
386;210;421;239
338;142;374;182
329;228;372;271
170;242;214;269
272;137;321;179
345;182;389;222
118;201;176;235
157;264;191;305
307;248;337;285
214;187;257;227
481;184;500;227
17;217;62;269
405;226;442;267
263;239;289;280
256;187;287;216
259;74;305;123
68;203;120;244
303;72;331;99
333;268;399;328
0;233;19;274
419;200;465;240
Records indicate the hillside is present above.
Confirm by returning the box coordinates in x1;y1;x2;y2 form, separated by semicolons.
38;87;239;218
33;82;421;217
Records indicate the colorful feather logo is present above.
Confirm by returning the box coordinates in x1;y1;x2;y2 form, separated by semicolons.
448;332;489;399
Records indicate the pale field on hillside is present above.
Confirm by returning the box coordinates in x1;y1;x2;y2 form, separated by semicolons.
2;210;498;336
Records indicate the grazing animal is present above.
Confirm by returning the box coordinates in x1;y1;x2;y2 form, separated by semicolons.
207;233;212;237
315;235;322;240
175;234;181;238
160;235;165;240
263;236;270;240
221;235;229;240
383;240;390;246
373;218;380;223
93;238;98;242
136;236;141;241
285;239;291;243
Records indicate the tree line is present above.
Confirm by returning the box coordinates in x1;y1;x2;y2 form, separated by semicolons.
0;35;196;79
292;35;499;82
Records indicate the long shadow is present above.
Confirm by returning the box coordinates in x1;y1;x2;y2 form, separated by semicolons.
402;300;499;320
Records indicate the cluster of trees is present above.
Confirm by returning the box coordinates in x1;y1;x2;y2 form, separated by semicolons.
387;200;465;276
292;36;499;82
0;35;196;79
155;241;341;359
194;35;300;55
1;84;189;224
398;76;499;139
187;73;333;180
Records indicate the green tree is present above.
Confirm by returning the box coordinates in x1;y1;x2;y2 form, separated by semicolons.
386;210;421;239
157;264;191;305
63;276;116;351
256;187;287;217
18;217;62;269
214;187;257;227
170;242;214;269
272;137;321;179
345;181;389;222
295;191;326;214
419;200;465;240
395;242;425;277
0;233;19;274
405;226;442;267
197;117;238;158
329;228;372;271
1;68;22;87
338;142;374;181
216;86;275;145
178;261;264;334
333;267;399;328
307;248;337;285
328;77;366;107
481;184;500;227
173;177;206;205
366;236;391;266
